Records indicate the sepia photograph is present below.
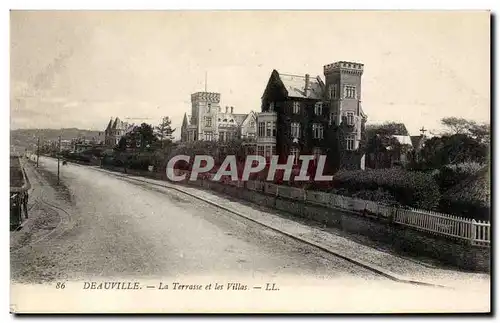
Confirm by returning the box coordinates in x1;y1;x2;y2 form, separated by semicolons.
9;9;491;314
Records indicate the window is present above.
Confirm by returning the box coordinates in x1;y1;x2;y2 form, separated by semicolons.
346;135;355;151
289;147;299;165
247;133;255;139
313;147;322;161
330;113;337;126
230;119;234;123
314;102;323;116
291;122;301;139
292;101;300;114
269;102;275;111
329;84;338;99
346;112;355;125
345;85;356;99
272;121;277;137
271;145;276;156
219;131;225;141
204;117;212;127
250;120;255;128
312;124;324;139
258;122;266;137
265;145;272;160
266;122;271;137
257;146;265;156
204;131;213;141
207;103;211;112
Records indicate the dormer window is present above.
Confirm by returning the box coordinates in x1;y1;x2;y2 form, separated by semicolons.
292;101;300;114
269;102;275;111
223;119;227;122
230;119;234;123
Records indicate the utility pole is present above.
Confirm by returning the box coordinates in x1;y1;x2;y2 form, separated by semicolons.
36;137;40;167
57;136;61;185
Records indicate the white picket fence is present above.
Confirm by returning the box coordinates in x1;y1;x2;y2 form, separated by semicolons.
243;180;490;246
172;171;490;246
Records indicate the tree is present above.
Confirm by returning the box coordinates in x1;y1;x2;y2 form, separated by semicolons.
441;117;475;135
419;134;488;168
441;117;490;144
115;137;127;152
122;123;157;151
155;117;175;148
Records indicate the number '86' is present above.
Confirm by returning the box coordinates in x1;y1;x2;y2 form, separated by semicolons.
56;282;65;289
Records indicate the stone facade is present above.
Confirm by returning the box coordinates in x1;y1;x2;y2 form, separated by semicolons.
257;61;368;170
181;91;257;142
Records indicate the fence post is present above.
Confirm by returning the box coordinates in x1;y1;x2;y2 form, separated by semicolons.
469;219;477;245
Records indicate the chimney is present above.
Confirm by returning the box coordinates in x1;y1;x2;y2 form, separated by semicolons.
225;106;228;113
304;74;310;96
230;106;234;114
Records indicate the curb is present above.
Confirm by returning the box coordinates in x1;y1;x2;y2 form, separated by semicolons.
94;167;449;289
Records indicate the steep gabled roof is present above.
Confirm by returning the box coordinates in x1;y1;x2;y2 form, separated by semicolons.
105;118;113;131
233;113;248;126
277;72;324;100
182;113;191;128
240;111;257;127
112;117;120;129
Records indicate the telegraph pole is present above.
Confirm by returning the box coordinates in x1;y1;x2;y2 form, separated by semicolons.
36;137;40;167
57;136;61;185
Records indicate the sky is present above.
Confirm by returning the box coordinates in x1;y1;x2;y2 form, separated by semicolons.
10;11;490;138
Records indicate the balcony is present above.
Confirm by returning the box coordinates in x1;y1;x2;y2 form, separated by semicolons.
256;111;277;145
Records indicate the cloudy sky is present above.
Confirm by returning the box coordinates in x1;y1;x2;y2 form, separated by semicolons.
10;11;490;138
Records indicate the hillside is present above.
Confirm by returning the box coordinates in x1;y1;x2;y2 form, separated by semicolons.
10;128;102;153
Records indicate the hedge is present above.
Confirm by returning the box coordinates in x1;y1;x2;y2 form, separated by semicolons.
433;162;485;192
332;168;441;210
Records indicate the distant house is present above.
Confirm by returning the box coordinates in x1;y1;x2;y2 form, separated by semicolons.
104;117;133;147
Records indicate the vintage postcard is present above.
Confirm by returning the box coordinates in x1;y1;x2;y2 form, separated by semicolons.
9;10;491;314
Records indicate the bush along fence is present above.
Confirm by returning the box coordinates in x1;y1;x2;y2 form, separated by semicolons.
172;170;491;248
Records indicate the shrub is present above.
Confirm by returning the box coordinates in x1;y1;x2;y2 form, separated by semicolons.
434;162;485;192
332;168;441;210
